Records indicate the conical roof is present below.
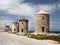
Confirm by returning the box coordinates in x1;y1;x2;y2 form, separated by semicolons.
36;10;49;14
19;18;28;20
12;20;18;24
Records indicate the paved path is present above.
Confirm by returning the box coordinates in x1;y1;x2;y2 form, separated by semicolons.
0;32;60;45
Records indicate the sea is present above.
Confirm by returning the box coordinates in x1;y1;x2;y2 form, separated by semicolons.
28;31;60;34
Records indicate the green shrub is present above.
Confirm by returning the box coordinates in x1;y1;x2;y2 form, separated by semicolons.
46;36;60;43
11;32;16;34
26;34;60;43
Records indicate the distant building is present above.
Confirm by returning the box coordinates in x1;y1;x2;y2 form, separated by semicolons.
19;18;28;35
34;10;49;34
12;20;18;33
4;24;10;32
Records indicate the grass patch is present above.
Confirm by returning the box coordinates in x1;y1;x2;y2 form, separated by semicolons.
9;32;17;34
45;35;60;43
26;34;60;43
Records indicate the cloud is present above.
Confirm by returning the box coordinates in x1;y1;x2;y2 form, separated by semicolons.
57;3;60;9
7;3;59;16
0;0;59;16
38;4;56;13
0;0;22;10
22;0;60;5
7;3;36;17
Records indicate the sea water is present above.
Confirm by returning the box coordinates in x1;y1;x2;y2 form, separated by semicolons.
28;31;60;34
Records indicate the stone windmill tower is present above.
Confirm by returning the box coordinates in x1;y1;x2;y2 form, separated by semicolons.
12;20;18;33
34;10;49;34
19;18;28;35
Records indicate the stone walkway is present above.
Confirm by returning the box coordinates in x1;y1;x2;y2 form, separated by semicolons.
0;32;60;45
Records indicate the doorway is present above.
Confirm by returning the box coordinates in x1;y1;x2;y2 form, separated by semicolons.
42;27;44;32
21;29;23;32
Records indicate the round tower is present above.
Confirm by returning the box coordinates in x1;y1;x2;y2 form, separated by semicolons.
12;20;18;33
19;18;28;35
4;24;10;32
34;10;49;34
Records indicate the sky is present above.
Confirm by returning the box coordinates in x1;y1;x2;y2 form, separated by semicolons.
0;0;60;31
